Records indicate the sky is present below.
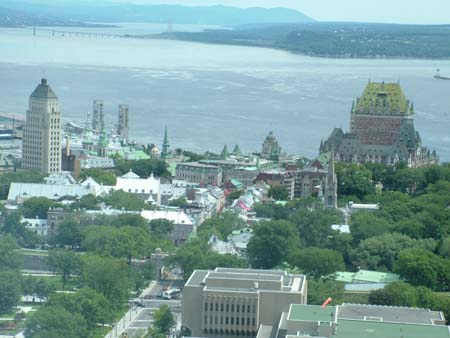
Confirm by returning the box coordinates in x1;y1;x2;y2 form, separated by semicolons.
105;0;450;24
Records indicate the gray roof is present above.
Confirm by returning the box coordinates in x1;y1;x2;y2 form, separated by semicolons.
8;183;91;201
338;304;444;325
30;79;58;100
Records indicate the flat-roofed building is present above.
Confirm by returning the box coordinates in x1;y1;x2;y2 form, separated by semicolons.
182;268;307;337
176;162;223;186
282;303;448;338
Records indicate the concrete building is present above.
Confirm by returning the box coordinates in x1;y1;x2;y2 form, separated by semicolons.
117;104;129;142
292;167;327;199
176;162;223;186
22;79;62;174
182;268;307;337
320;82;439;167
282;303;448;338
92;99;104;131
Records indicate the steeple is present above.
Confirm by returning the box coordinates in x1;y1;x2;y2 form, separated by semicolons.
221;145;229;159
161;125;171;160
325;148;338;209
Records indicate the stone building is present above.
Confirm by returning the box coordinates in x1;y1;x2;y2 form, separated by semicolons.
261;131;281;160
22;79;62;174
176;162;223;186
320;82;439;167
182;268;307;337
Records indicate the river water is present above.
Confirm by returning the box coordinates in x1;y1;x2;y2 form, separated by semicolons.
0;23;449;160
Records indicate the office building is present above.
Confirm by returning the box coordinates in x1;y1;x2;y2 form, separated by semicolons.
182;268;307;337
22;79;62;174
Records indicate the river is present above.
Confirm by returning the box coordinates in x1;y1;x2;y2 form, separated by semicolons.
0;23;449;160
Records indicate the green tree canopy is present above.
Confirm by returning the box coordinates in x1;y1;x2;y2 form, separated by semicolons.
153;304;176;335
268;185;289;201
0;171;44;200
80;168;116;185
247;220;299;269
25;305;88;338
48;249;81;290
290;247;345;278
82;255;130;308
0;270;22;314
103;190;149;211
21;197;57;219
0;234;22;270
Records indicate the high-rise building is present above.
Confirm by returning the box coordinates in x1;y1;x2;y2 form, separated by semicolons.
117;104;129;142
92;99;104;131
320;82;439;167
22;79;62;174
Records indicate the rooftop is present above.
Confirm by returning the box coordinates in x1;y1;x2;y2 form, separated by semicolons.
30;78;58;100
336;319;450;338
289;305;336;323
335;270;400;284
354;82;412;116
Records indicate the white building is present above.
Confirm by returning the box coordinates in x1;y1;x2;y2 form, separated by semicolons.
112;170;161;204
22;79;62;174
22;217;49;237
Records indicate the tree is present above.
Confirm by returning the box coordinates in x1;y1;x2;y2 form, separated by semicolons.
349;233;418;271
268;186;289;201
153;305;175;335
69;194;100;210
307;278;345;306
149;219;174;235
80;168;116;185
111;214;149;229
82;255;130;308
21;197;57;219
350;212;392;243
369;282;419;307
25;305;88;338
168;197;189;208
52;219;84;248
48;250;81;290
83;226;154;264
335;162;374;199
197;211;246;240
103;190;148;211
0;270;22;314
168;240;206;279
290;247;345;278
254;202;289;220
247;220;299;269
0;234;22;270
3;212;39;248
394;248;450;291
289;207;342;247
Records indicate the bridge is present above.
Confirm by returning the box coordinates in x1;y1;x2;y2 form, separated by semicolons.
29;26;138;39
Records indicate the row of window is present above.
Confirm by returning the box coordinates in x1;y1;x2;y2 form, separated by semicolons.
204;315;256;327
205;302;256;314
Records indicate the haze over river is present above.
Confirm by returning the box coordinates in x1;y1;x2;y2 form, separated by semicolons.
1;24;449;160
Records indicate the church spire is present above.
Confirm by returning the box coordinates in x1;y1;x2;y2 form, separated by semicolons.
161;125;171;160
325;147;338;209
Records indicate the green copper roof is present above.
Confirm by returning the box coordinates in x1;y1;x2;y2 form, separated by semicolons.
335;270;400;284
289;305;336;322
354;82;413;116
337;319;450;338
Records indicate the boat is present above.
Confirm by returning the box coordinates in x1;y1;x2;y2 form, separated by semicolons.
434;68;450;80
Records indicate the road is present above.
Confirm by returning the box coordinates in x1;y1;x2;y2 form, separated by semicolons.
106;278;184;338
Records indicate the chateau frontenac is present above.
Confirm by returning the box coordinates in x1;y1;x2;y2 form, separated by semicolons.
320;82;439;167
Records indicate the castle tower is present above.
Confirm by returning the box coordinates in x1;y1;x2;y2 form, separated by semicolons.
22;79;62;174
161;125;171;160
325;149;338;209
117;104;129;142
92;99;104;131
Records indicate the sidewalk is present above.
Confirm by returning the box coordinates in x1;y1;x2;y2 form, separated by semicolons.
103;281;157;338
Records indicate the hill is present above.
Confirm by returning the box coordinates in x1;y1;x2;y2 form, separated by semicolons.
157;22;450;59
0;1;314;26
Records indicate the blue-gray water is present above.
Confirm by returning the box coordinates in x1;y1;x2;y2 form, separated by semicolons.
0;24;449;161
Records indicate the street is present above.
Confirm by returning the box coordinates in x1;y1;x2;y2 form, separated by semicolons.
106;278;184;338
